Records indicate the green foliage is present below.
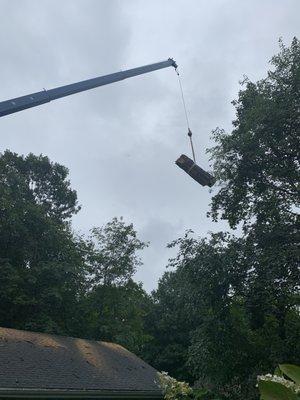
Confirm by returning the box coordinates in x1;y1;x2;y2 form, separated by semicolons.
279;365;300;385
0;150;85;333
0;150;79;224
208;37;299;231
257;364;300;400
70;217;151;354
148;227;299;398
80;279;152;354
0;150;150;347
258;380;298;400
157;371;193;400
157;372;222;400
156;371;297;400
145;38;300;400
86;217;148;286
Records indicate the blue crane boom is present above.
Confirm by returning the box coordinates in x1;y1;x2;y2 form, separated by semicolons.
0;58;177;118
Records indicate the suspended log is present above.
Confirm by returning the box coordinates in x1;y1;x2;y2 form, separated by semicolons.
175;154;215;187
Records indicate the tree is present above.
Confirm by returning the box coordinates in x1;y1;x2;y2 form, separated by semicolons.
143;266;195;381
208;38;299;231
0;151;152;350
147;233;255;392
74;217;151;354
0;150;85;333
86;217;147;286
207;37;300;384
82;279;152;354
148;230;299;399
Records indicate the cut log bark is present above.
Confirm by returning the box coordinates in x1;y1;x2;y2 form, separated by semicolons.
175;154;215;187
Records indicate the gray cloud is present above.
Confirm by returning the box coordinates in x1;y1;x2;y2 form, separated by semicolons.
1;0;299;291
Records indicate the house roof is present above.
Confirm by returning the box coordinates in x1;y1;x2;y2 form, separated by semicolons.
0;327;162;399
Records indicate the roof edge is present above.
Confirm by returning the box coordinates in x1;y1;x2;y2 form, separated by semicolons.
0;388;163;399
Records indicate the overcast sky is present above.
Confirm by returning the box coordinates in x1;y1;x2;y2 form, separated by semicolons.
1;0;299;291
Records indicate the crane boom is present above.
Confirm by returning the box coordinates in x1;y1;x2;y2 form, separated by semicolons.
0;58;177;118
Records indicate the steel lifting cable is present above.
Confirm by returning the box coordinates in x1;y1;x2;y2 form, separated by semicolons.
175;68;196;163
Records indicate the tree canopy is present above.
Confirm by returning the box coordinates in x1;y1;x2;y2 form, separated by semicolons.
0;150;84;333
208;38;299;231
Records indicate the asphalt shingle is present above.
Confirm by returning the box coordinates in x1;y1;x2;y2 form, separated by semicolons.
0;327;161;394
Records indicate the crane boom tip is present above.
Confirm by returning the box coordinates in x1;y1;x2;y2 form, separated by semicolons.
168;58;178;69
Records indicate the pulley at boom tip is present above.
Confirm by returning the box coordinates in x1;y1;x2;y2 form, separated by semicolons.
168;58;178;69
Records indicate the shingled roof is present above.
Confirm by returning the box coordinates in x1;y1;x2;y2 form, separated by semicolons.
0;327;162;399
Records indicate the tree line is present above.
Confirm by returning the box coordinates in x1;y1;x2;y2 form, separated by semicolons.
0;38;299;400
